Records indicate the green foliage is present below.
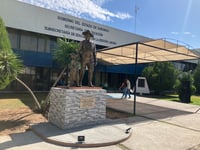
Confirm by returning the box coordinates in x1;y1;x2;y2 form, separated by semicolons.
0;51;23;89
0;18;12;53
0;17;23;89
53;38;79;67
193;63;200;94
174;71;196;102
142;62;177;95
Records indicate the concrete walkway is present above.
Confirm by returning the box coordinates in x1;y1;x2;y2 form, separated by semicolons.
0;93;200;150
29;122;132;148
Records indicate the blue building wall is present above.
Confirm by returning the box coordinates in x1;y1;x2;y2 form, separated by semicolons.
14;49;54;67
14;48;146;75
96;64;146;75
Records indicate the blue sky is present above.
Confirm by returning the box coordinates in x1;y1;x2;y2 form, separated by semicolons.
18;0;200;49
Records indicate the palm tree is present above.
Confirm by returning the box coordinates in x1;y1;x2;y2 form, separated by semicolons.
52;38;79;86
41;38;79;113
0;17;41;110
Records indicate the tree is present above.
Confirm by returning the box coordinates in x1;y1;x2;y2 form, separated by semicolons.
41;38;79;113
0;16;19;89
53;38;79;66
52;38;79;86
193;62;200;94
142;62;177;95
0;51;22;89
0;17;41;110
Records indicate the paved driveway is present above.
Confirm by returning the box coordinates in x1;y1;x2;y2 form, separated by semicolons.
0;93;200;150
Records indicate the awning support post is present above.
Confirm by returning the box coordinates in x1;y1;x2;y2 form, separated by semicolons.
133;42;138;115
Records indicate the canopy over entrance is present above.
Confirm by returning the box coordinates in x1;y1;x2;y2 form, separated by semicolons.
97;39;199;65
97;39;200;115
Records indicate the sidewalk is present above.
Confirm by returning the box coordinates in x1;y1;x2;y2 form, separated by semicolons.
0;93;200;150
107;93;200;150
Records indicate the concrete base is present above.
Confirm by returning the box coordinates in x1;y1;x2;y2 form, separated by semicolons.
48;87;106;129
30;122;132;148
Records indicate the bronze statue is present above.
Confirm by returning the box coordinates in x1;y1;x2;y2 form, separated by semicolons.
79;30;97;87
67;53;80;87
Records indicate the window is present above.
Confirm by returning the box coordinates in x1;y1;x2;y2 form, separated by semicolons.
20;32;37;51
8;29;52;53
138;78;145;87
8;29;19;49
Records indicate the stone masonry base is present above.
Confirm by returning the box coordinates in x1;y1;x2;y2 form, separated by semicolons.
48;87;106;129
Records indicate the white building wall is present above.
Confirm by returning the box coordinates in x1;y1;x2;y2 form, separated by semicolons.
0;0;151;47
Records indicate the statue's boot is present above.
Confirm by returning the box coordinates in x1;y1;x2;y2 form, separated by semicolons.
88;71;94;87
89;82;93;87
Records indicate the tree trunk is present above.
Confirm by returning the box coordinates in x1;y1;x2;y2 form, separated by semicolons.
45;66;67;101
52;66;67;87
42;66;68;113
15;77;41;110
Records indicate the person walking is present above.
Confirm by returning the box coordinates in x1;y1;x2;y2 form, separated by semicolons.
119;79;128;99
126;78;131;98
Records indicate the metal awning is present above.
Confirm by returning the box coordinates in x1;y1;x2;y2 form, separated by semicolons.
97;39;199;65
97;39;200;115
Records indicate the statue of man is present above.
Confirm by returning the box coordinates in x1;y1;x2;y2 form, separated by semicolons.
79;30;96;87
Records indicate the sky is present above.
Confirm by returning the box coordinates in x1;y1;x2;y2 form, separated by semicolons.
17;0;200;49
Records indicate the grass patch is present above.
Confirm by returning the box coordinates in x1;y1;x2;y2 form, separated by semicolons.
144;94;200;106
0;99;27;109
0;92;48;110
190;95;200;105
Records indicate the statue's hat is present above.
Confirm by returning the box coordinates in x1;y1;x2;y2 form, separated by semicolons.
82;30;94;37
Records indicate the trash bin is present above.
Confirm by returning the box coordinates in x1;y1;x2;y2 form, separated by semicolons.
180;81;191;103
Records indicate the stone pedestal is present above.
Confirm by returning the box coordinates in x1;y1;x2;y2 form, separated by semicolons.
48;87;106;129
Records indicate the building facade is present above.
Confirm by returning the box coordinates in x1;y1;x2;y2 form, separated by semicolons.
2;1;197;92
0;0;152;91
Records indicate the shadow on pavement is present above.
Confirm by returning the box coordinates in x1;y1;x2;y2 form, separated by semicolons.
106;98;193;121
0;131;42;150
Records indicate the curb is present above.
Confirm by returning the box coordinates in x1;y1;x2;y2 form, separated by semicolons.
30;124;132;148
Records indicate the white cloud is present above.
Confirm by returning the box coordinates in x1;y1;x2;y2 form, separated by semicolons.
17;0;131;21
183;32;196;38
91;0;108;6
184;32;191;35
116;12;132;20
171;32;179;35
